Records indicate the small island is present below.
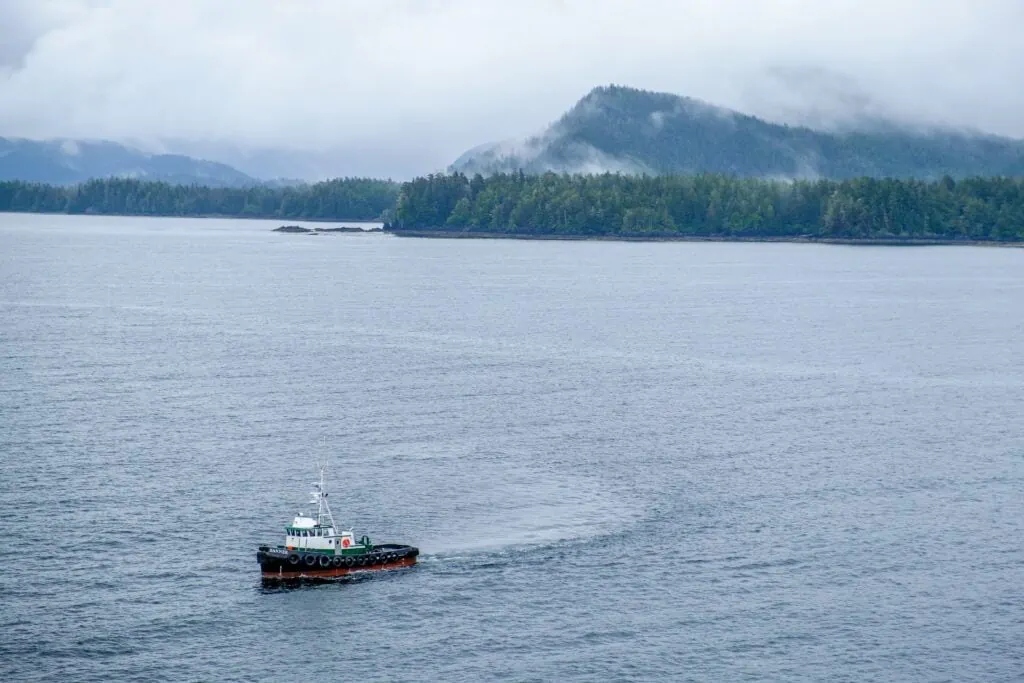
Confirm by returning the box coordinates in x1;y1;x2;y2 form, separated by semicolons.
273;225;382;234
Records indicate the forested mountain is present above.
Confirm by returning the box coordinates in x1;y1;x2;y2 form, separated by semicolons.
392;172;1024;241
451;86;1024;180
0;137;257;187
0;177;399;220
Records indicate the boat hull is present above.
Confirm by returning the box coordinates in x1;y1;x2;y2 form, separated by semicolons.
257;543;418;582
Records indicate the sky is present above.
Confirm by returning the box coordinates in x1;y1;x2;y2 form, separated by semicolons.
1;0;1023;179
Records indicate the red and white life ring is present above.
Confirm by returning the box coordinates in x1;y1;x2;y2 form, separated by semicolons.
342;537;351;548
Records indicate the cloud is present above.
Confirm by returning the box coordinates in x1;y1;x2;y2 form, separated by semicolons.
1;0;1022;178
0;0;88;68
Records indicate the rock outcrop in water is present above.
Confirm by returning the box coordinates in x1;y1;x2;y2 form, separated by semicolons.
274;225;382;233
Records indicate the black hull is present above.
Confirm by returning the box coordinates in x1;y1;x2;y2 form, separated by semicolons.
257;544;418;582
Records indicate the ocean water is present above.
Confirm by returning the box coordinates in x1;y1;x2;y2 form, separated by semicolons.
1;213;1021;682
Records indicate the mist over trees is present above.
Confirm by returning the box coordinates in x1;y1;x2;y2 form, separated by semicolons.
451;86;1024;180
0;177;399;220
394;172;1024;241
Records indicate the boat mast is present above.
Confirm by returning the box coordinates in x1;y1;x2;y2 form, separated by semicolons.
310;461;338;530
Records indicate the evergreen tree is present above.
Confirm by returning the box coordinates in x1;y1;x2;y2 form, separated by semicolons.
391;172;1024;242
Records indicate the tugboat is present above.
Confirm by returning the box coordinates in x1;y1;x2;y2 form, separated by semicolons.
256;463;418;582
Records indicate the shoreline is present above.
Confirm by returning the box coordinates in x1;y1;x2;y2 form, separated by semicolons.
0;210;382;225
2;211;1018;247
386;230;1024;248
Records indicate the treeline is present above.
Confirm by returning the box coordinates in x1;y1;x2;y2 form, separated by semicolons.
392;172;1024;241
6;172;1024;241
0;177;399;220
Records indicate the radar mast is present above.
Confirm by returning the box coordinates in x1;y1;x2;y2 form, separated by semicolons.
309;461;337;530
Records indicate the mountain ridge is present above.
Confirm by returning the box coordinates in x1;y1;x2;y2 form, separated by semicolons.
450;85;1024;180
0;137;258;187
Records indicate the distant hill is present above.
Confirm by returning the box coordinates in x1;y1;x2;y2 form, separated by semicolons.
451;85;1024;180
0;137;256;187
0;176;399;220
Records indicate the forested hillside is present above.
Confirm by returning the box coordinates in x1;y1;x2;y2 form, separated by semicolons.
393;172;1024;241
0;177;399;220
452;86;1024;180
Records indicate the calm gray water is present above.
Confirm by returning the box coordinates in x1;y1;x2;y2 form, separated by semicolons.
1;213;1022;682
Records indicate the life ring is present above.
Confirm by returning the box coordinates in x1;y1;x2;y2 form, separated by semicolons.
288;553;300;565
304;555;317;567
318;555;331;568
342;538;351;548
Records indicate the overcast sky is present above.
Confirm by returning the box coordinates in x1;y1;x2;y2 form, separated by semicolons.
1;0;1022;178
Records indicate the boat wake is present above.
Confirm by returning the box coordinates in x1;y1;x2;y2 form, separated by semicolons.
410;461;647;561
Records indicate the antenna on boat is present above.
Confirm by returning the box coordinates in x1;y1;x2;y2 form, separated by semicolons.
311;457;337;531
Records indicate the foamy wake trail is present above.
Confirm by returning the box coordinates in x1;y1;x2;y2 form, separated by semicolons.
413;461;646;557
